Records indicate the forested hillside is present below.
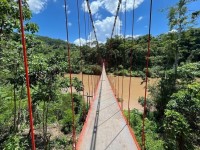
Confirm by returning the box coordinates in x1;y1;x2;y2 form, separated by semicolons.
36;28;200;78
0;0;200;149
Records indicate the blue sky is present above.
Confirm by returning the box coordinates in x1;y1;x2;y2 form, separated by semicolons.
29;0;200;44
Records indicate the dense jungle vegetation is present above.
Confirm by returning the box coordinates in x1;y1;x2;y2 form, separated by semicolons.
0;0;200;149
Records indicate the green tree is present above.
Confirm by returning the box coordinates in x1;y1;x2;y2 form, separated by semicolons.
0;0;38;36
164;110;192;150
165;82;200;148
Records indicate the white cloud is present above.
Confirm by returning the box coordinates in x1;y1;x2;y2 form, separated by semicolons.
92;16;121;43
74;38;87;46
74;16;121;44
79;0;144;43
169;29;178;33
103;0;119;14
126;34;140;39
27;0;47;14
82;0;103;14
137;16;143;22
120;0;144;13
90;0;103;14
82;0;144;15
133;35;140;39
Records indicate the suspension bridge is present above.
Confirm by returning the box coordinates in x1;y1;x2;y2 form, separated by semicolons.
17;0;153;149
77;64;140;150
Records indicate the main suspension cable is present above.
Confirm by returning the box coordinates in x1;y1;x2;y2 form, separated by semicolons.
110;0;122;97
18;0;36;149
111;0;122;39
85;0;99;48
64;0;76;149
142;0;153;149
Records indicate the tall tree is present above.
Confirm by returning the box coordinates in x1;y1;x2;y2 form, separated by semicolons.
167;0;199;77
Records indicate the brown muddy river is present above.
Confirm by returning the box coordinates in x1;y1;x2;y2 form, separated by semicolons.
69;74;159;111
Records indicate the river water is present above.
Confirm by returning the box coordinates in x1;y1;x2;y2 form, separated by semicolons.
68;74;159;111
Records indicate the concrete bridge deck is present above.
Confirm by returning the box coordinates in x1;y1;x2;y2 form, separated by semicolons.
77;65;140;150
